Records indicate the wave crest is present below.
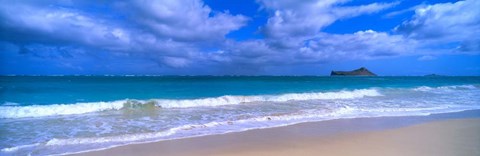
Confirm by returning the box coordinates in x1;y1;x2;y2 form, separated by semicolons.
412;84;478;92
155;89;381;108
0;89;381;118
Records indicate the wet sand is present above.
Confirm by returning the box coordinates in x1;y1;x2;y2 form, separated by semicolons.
75;116;480;156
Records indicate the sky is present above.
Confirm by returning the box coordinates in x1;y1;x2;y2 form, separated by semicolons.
0;0;479;76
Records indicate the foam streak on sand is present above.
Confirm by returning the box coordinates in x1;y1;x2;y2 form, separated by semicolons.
2;104;478;155
75;118;480;156
1;106;355;153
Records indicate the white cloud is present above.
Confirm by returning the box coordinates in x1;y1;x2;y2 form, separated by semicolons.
205;30;418;68
205;40;276;66
127;0;248;41
162;56;190;68
1;0;478;74
299;30;418;61
0;3;131;50
395;0;480;52
383;4;426;18
333;2;399;18
258;0;397;40
0;0;250;69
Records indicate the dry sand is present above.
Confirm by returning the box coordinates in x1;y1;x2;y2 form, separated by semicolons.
74;118;480;156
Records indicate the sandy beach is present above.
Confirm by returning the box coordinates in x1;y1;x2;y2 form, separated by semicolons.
74;116;480;156
2;0;480;155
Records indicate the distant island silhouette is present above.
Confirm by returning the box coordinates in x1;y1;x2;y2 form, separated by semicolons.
331;67;376;76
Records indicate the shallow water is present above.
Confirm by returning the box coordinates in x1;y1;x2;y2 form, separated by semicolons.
1;76;479;155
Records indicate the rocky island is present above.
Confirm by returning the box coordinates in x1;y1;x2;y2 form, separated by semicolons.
331;67;376;76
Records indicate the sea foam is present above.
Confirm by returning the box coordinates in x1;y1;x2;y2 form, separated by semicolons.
1;84;476;119
154;89;381;108
4;104;477;154
412;84;478;92
0;107;356;153
0;101;126;118
0;89;381;118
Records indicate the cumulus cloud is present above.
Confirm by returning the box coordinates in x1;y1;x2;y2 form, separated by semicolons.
205;0;404;68
258;0;397;40
208;29;418;70
198;1;425;69
395;0;480;52
0;0;249;70
383;4;426;18
301;30;418;60
125;0;248;41
1;0;479;75
0;2;130;50
231;0;479;69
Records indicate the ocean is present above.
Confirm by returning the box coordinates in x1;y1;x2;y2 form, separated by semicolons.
1;76;479;155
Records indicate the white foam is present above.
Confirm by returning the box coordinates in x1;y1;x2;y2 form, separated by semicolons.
1;85;476;119
0;107;355;153
413;85;478;92
2;84;479;155
0;143;40;152
154;89;381;108
0;89;382;118
45;128;177;146
1;102;19;106
3;104;478;154
0;101;126;118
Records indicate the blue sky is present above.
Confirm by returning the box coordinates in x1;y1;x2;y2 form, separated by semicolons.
0;0;479;75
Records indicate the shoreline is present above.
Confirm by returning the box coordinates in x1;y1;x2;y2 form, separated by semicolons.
73;110;480;156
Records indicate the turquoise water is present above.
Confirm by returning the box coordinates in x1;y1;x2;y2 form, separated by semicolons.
1;76;479;155
2;76;479;105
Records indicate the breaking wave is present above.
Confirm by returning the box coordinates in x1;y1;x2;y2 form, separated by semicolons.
412;84;478;92
3;104;477;154
1;84;477;119
0;89;381;118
